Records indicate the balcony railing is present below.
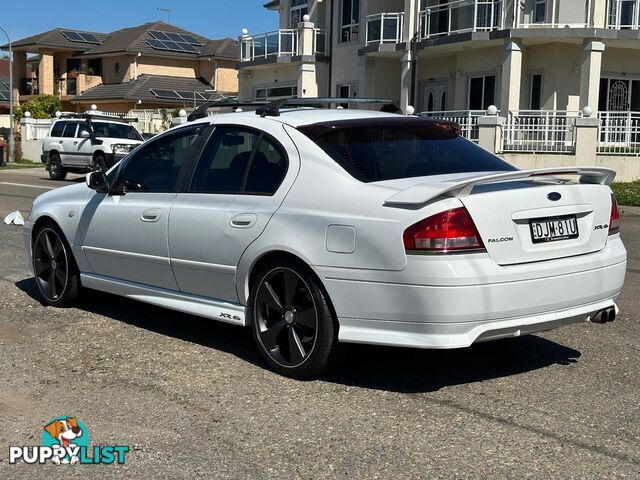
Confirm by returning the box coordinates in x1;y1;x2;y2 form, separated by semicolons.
19;78;39;96
240;28;327;62
366;12;405;45
607;0;640;29
419;0;503;40
56;77;77;96
418;110;486;142
597;111;640;156
503;110;582;153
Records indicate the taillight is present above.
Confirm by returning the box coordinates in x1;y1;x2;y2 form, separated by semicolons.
403;207;485;253
609;193;620;235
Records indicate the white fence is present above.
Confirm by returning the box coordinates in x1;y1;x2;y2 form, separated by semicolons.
597;111;640;156
21;118;52;140
502;110;581;153
418;110;485;142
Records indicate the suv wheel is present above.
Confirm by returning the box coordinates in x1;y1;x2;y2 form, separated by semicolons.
94;154;107;173
250;258;339;378
48;154;67;180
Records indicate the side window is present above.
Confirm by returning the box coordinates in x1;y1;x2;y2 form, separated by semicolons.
190;127;261;194
78;123;91;138
115;126;204;193
244;137;287;194
62;123;78;138
50;122;65;138
189;127;288;195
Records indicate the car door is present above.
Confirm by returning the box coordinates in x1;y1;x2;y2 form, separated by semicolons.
58;122;79;165
79;124;207;290
168;121;297;303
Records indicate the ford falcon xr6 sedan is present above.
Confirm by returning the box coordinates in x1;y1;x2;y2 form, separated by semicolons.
24;99;627;378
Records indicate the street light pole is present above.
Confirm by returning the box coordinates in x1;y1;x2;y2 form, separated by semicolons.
0;25;13;164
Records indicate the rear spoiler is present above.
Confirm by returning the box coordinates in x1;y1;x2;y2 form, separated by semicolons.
384;167;616;207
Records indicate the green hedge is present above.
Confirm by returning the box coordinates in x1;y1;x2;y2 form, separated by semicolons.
612;181;640;207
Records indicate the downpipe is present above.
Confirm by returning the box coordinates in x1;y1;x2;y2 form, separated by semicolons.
591;307;616;324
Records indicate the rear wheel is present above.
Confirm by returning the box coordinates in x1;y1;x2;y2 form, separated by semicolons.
250;259;338;378
32;224;80;307
48;154;67;180
94;154;107;173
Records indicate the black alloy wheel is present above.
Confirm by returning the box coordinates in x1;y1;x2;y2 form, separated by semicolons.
33;226;79;306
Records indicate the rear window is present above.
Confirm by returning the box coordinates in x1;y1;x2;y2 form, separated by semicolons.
298;118;516;182
50;121;65;137
92;122;143;141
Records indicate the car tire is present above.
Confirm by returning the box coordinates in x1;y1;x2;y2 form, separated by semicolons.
94;154;107;173
32;222;80;307
250;258;339;378
48;154;67;180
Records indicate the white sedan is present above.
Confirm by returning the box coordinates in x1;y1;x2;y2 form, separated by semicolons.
23;104;627;378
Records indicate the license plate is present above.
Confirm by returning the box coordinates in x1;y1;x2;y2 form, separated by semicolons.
529;215;579;243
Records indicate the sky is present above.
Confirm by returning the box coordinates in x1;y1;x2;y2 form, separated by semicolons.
0;0;276;45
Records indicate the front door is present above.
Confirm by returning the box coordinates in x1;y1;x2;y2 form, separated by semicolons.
418;81;447;113
79;125;206;290
168;122;296;303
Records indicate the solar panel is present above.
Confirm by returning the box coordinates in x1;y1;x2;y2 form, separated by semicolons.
148;30;171;41
177;42;199;53
175;91;206;100
146;39;168;50
165;32;184;42
150;89;181;99
61;30;100;44
79;32;100;43
178;34;200;45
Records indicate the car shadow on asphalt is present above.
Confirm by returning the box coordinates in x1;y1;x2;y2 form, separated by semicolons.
16;278;581;393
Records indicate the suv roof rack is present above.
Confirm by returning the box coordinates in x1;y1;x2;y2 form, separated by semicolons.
187;97;401;121
57;112;135;123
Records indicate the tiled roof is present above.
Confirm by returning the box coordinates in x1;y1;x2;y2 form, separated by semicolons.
80;21;210;58
198;38;239;60
72;74;228;105
1;28;107;51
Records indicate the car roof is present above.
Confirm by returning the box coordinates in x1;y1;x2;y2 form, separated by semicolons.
189;107;402;128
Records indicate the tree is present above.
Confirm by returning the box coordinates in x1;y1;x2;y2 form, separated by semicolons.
15;95;62;120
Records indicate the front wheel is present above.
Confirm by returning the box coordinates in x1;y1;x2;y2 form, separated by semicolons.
48;154;67;180
94;154;107;173
33;224;80;307
250;259;339;378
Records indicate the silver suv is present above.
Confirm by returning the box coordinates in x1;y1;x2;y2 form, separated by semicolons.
41;114;144;180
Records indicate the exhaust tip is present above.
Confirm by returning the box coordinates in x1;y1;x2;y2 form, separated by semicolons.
607;307;616;322
591;309;608;324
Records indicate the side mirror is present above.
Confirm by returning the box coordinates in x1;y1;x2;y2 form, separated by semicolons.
80;130;91;139
86;171;109;193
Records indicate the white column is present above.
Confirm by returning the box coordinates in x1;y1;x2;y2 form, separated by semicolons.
400;52;413;113
237;71;252;101
500;41;523;114
579;41;605;114
591;0;608;28
400;0;419;113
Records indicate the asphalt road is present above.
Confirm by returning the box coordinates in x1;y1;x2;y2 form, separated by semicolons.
1;167;639;479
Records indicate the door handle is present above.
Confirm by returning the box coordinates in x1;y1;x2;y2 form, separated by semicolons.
141;208;162;222
230;213;257;228
58;140;63;144
73;141;78;145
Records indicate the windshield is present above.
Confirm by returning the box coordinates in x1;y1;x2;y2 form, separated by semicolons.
298;118;516;182
92;122;143;141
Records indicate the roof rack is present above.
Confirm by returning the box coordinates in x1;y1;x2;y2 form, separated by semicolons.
187;97;401;121
57;112;135;123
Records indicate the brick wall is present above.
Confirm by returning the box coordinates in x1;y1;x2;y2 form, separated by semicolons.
137;56;198;78
216;60;238;93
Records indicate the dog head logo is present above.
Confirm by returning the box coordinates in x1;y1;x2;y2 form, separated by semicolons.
42;416;89;465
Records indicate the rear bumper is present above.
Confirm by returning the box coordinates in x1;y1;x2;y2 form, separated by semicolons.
319;237;627;349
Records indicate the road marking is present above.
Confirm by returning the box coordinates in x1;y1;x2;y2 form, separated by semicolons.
0;182;55;190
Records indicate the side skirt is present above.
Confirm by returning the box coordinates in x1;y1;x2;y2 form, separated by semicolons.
80;273;247;326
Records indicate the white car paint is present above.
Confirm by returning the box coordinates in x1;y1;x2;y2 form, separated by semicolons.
24;108;627;352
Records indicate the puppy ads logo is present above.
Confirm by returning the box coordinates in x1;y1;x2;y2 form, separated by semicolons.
9;416;128;465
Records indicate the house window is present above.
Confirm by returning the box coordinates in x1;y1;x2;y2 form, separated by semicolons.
254;85;298;101
534;0;546;23
529;73;543;109
468;75;496;110
87;58;102;76
341;0;360;42
290;0;309;27
337;84;356;108
599;77;640;112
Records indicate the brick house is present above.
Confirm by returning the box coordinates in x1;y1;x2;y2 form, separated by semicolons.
1;21;239;112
